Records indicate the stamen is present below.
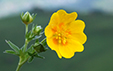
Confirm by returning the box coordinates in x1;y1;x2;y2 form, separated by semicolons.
52;26;69;45
56;36;58;39
58;34;61;36
58;37;61;39
58;39;62;43
63;39;66;44
55;32;58;34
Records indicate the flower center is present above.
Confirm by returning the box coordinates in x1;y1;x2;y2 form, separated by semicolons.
52;23;71;46
53;32;68;46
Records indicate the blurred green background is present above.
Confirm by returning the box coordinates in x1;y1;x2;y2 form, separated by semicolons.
0;0;113;71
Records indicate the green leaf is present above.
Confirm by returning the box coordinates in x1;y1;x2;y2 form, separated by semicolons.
5;40;20;54
41;38;47;46
42;41;47;46
27;45;33;53
19;49;23;56
25;31;32;39
28;56;34;63
28;52;33;56
34;54;45;59
35;39;39;44
4;50;19;55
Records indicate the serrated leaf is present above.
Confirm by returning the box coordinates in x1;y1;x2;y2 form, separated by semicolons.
5;40;20;54
4;50;19;55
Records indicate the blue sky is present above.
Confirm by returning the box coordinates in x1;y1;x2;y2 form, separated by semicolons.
0;0;113;18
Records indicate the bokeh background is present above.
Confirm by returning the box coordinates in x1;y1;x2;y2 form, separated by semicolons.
0;0;113;71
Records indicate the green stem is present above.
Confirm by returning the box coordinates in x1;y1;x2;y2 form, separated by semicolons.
16;55;30;71
16;64;22;71
41;38;46;43
23;40;28;52
23;25;29;52
26;25;28;33
16;25;30;71
16;58;22;71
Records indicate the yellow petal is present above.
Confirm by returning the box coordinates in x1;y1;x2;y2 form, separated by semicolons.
55;49;62;59
69;32;87;44
59;45;74;58
46;37;62;58
44;25;54;38
68;20;85;33
57;9;77;24
44;13;59;38
49;13;59;26
59;39;84;58
67;39;84;52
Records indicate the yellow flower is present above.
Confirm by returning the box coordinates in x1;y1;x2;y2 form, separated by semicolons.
44;10;87;59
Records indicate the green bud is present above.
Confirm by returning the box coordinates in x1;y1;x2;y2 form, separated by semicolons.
21;11;36;25
33;26;42;35
33;44;48;53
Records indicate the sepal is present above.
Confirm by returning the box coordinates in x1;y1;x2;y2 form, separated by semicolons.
28;52;44;63
33;43;48;53
28;56;34;63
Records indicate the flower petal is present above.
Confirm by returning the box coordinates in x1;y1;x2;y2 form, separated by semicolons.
59;39;84;58
44;25;54;38
55;50;62;59
68;20;85;33
59;45;74;58
49;13;59;26
57;9;77;24
67;39;84;52
69;32;87;44
46;37;62;58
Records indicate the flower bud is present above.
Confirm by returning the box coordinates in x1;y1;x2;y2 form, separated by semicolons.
33;44;48;53
21;11;36;25
33;26;42;35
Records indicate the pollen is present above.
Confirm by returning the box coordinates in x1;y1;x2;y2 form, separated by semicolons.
58;34;61;36
63;38;66;44
53;31;68;45
58;39;62;43
58;37;61;39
